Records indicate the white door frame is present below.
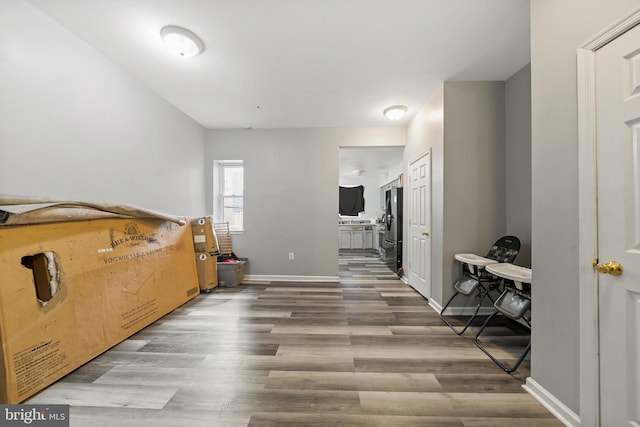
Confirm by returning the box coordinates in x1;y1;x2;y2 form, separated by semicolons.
577;6;640;426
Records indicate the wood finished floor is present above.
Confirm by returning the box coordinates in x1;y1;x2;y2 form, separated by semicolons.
26;249;560;426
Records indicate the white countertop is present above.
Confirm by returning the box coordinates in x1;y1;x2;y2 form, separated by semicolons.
486;263;532;290
454;253;498;267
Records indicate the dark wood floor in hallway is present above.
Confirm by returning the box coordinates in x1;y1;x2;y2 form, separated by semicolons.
26;250;560;426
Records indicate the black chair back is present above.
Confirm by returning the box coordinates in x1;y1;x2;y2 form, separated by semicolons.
485;235;520;263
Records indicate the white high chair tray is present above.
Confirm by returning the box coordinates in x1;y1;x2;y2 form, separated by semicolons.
486;263;532;290
454;253;498;267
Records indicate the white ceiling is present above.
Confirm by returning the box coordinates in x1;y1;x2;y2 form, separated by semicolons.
339;147;403;181
26;0;530;130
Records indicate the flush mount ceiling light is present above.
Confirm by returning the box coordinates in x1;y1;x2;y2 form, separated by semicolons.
160;25;204;57
383;105;408;120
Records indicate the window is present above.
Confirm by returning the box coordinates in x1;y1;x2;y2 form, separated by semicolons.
214;161;243;232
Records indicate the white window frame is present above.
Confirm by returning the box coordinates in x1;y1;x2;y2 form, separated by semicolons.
213;160;244;233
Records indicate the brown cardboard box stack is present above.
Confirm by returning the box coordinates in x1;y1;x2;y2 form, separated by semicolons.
0;216;200;403
190;216;219;292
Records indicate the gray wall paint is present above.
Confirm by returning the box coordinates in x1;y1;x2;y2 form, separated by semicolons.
405;82;507;306
530;0;638;414
442;81;506;304
205;127;405;277
506;64;532;267
0;0;207;217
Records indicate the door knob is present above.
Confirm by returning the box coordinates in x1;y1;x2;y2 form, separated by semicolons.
592;259;623;276
422;232;429;236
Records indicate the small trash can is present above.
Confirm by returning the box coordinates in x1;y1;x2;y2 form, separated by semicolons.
217;257;248;287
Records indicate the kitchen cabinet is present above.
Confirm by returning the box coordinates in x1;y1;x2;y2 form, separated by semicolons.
339;224;374;249
339;229;352;248
364;227;374;248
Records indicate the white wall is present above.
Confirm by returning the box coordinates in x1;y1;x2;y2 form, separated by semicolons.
205;127;405;278
530;0;638;415
0;0;206;217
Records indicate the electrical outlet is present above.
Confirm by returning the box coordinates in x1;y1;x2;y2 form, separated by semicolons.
288;252;295;260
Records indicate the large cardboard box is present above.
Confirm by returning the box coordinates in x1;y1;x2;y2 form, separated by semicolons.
0;218;200;403
195;252;218;292
190;216;219;253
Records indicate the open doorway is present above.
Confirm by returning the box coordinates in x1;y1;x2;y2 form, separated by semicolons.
337;147;404;276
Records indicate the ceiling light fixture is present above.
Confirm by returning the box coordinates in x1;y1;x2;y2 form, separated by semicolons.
160;25;204;57
383;105;408;120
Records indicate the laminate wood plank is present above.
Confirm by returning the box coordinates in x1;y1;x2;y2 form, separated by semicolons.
149;318;274;332
25;383;178;409
389;325;481;335
265;287;344;293
434;373;529;393
461;418;564;427
265;371;443;392
353;358;530;380
90;350;209;368
70;407;251;427
199;354;355;372
56;362;115;384
349;334;481;347
138;342;280;356
94;365;269;387
166;388;363;413
340;279;405;285
394;307;449;315
257;294;345;300
270;325;393;336
266;281;341;287
248;412;466;426
136;332;351;347
251;300;391;307
276;343;516;360
288;311;350;319
358;391;556;418
109;339;149;352
186;310;293;318
380;292;423;297
384;297;436;306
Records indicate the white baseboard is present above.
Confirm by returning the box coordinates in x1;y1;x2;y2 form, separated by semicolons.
522;377;580;427
428;298;443;313
243;274;340;283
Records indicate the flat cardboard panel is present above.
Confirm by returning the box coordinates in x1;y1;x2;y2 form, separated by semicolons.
195;253;218;291
190;216;219;253
0;218;199;403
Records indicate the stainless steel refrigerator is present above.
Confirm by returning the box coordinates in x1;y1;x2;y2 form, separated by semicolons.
381;186;403;274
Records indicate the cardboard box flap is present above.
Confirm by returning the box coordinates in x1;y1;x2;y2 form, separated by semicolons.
0;195;186;226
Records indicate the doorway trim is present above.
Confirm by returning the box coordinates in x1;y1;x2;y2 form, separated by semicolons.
577;6;640;426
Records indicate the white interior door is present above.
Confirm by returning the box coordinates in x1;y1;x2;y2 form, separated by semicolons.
408;151;431;298
595;22;640;426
